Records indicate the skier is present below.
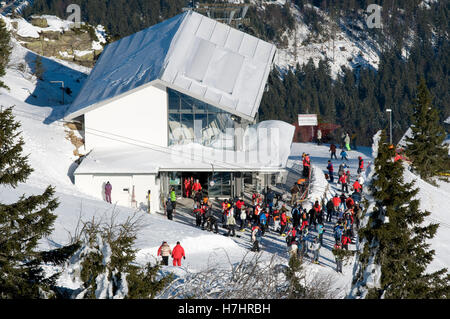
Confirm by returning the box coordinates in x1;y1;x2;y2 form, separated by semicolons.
171;241;185;267
291;203;301;228
290;183;301;206
251;224;262;252
207;214;219;233
357;156;364;174
341;231;351;250
340;149;348;161
338;163;347;183
332;194;341;215
344;132;351;151
302;153;311;178
226;213;236;237
279;209;288;236
326;198;334;222
329;143;337;159
157;241;172;266
317;223;325;246
239;207;247;231
193;203;203;227
340;172;348;193
327;160;334;183
317;128;322;145
165;198;174;220
169;187;177;210
353;179;362;193
192;179;202;193
183;178;190;198
104;181;112;203
334;242;343;273
310;237;321;264
339;193;347;211
259;209;268;235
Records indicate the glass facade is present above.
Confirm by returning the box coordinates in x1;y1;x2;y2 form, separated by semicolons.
168;88;234;148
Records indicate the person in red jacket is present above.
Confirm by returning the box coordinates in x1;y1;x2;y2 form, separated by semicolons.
339;173;348;193
357;156;364;174
171;241;185;266
353;180;362;193
345;197;355;210
332;194;341;213
280;211;287;236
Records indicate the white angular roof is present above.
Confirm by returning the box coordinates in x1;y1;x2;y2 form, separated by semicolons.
65;11;276;121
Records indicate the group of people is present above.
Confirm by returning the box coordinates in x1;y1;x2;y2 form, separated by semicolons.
284;200;328;265
157;241;186;266
183;177;203;198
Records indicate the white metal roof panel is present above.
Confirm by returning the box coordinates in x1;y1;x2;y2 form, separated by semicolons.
65;11;276;121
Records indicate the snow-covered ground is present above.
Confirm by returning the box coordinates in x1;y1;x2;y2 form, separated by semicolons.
1;27;449;298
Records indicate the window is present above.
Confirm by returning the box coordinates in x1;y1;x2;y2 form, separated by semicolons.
168;89;235;148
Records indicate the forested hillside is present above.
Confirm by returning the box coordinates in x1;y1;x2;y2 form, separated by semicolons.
22;0;450;145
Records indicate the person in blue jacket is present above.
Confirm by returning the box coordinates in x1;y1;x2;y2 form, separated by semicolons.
317;223;325;246
259;210;268;235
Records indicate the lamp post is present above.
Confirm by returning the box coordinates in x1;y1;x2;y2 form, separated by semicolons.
50;81;65;104
386;108;392;145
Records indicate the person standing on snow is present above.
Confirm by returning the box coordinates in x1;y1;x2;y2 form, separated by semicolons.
317;129;322;145
327;160;334;183
310;237;321;264
353;179;362;193
326;199;334;222
302;153;311;178
171;241;185;266
290;183;301;206
357;156;364;174
340;172;348;193
279;209;288;236
169;187;177;210
157;241;172;266
226;213;236;237
333;242;343;273
317;223;325;246
239;207;247;231
104;181;112;203
165;198;174;220
329;143;337;159
251;224;262;252
344;133;351;151
340;149;349;161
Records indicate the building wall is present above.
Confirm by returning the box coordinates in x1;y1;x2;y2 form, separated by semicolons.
84;84;168;150
75;173;161;213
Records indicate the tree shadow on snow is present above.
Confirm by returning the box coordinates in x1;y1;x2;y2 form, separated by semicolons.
23;51;88;124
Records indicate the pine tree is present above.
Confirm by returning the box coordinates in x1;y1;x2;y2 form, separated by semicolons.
0;107;63;298
405;78;449;182
360;130;450;298
0;18;11;89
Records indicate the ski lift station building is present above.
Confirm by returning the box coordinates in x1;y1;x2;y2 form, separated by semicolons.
64;10;295;212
